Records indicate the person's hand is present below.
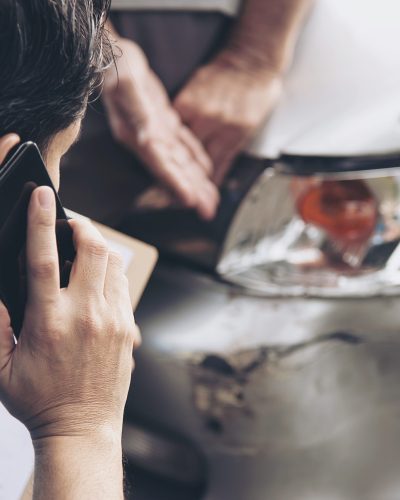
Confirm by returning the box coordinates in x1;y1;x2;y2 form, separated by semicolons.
0;169;139;441
174;55;282;185
102;37;219;220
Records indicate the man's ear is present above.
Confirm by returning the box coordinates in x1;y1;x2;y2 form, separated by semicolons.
0;134;20;165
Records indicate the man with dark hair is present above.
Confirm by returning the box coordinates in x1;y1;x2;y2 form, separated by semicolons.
0;1;139;499
0;0;113;156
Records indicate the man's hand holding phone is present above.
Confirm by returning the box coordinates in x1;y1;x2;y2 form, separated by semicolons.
0;135;140;499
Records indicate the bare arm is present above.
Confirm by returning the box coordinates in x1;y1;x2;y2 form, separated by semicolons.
102;21;219;220
33;434;123;500
174;0;314;184
222;0;314;75
0;135;139;500
20;423;124;499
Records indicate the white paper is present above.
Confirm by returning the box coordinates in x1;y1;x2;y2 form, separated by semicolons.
249;0;400;158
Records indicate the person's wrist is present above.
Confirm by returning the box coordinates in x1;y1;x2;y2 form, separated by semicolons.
32;425;122;456
28;408;124;442
215;47;284;80
32;427;124;499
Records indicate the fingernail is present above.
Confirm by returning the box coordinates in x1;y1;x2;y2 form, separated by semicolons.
4;133;20;148
38;187;54;209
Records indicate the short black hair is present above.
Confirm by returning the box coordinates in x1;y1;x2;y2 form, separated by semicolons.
0;0;112;152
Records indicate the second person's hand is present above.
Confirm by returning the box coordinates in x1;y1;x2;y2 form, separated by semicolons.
102;37;220;220
174;54;282;186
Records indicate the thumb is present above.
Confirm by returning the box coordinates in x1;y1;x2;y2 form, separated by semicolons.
0;302;15;372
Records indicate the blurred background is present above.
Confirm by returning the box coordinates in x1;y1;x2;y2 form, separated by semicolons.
4;0;400;499
58;0;400;498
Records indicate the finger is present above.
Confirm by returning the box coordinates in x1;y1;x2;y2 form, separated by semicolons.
178;126;213;175
68;219;109;297
103;251;129;303
103;252;140;348
0;134;20;165
139;143;198;209
169;157;219;219
26;187;60;306
0;302;15;373
197;182;220;220
187;168;220;220
206;131;245;186
165;141;218;207
138;139;219;217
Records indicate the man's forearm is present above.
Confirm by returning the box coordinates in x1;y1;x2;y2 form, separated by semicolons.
222;0;314;74
32;431;124;500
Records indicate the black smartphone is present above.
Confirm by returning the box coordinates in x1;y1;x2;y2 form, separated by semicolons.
0;142;75;337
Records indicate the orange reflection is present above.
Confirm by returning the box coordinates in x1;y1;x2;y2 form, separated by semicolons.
296;179;378;245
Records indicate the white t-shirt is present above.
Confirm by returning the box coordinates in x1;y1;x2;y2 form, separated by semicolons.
111;0;242;16
250;0;400;158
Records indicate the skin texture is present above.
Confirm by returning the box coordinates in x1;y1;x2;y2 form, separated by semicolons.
0;131;140;500
102;36;220;220
102;0;313;218
45;121;83;190
174;59;282;186
174;0;314;186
